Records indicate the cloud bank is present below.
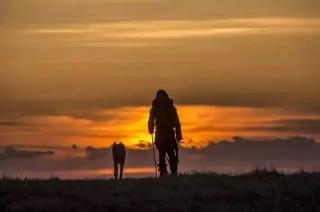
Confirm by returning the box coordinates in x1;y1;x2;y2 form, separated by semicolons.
1;106;320;149
1;136;320;179
0;147;54;160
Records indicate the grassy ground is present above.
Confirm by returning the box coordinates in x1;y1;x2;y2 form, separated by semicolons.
1;169;320;212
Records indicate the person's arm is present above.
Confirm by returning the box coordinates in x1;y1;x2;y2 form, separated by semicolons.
173;107;182;141
148;107;155;134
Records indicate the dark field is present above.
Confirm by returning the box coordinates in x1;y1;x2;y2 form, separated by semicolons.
1;170;320;212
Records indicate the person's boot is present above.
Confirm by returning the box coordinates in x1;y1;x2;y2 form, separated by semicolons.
169;158;178;176
171;167;177;176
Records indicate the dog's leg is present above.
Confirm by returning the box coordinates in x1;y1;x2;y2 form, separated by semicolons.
114;162;118;179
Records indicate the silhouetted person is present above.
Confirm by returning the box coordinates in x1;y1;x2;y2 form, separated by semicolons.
112;142;126;179
148;90;182;176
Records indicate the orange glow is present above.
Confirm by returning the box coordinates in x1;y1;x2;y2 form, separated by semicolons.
1;105;319;149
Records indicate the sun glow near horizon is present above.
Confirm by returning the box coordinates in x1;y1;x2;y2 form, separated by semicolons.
1;105;319;150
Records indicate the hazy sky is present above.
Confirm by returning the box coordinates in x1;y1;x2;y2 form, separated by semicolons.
1;0;320;150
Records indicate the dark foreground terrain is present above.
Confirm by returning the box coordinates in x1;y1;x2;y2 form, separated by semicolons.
1;170;320;212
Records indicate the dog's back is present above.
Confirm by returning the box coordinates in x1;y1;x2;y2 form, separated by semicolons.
112;142;126;164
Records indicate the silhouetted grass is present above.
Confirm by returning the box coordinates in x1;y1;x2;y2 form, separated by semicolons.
1;168;320;211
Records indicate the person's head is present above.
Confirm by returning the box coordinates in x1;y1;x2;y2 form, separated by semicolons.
156;90;169;102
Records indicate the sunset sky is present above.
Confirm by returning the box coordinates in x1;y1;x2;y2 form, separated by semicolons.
1;0;320;178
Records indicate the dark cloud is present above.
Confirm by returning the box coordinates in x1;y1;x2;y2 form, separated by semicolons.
0;122;22;126
0;98;147;121
176;136;320;171
134;140;152;149
0;121;31;126
0;99;111;120
1;0;319;29
178;92;288;108
188;118;320;135
0;146;54;160
236;119;320;135
141;136;320;169
2;136;320;171
198;136;320;162
0;144;73;151
273;119;320;134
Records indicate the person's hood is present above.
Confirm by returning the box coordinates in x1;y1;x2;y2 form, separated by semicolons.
152;98;174;107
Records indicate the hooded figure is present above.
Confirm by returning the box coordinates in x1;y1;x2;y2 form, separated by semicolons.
148;90;182;176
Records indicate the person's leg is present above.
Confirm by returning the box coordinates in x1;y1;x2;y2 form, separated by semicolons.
120;162;124;180
158;150;168;176
114;162;118;179
168;148;178;176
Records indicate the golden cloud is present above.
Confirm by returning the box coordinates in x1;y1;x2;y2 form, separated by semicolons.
1;106;319;149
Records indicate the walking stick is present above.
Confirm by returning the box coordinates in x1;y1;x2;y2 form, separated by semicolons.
151;133;158;177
